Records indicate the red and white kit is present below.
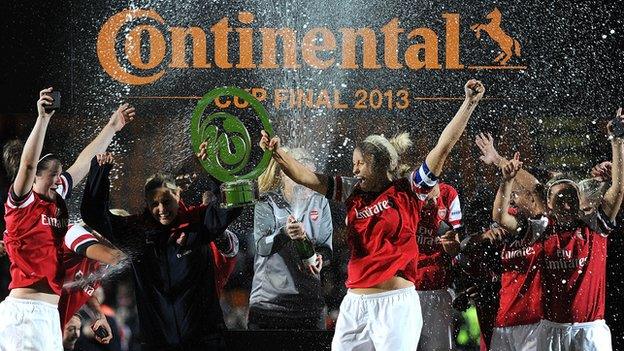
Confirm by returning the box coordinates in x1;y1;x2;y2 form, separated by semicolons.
2;173;72;295
490;216;547;351
330;163;437;351
0;173;72;350
537;210;614;351
414;182;461;351
414;182;462;290
58;224;102;327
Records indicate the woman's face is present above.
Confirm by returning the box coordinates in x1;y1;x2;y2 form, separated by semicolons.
33;161;63;199
62;316;81;350
510;182;533;216
282;160;316;197
352;148;381;192
146;187;180;226
547;183;580;218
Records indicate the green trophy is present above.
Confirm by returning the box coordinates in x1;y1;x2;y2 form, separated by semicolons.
190;87;273;208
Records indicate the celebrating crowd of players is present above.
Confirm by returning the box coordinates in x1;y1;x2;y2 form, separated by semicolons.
0;81;622;351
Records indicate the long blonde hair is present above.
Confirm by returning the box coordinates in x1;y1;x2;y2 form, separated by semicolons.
257;147;314;193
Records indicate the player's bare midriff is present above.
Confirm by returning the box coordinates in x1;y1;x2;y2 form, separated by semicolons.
349;276;414;295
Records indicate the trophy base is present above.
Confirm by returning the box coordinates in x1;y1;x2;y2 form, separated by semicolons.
220;179;259;208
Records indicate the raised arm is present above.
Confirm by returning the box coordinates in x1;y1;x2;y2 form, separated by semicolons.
13;88;55;197
602;108;624;220
475;132;544;204
257;133;330;195
424;80;485;176
492;153;523;231
80;154;115;240
65;104;135;187
194;143;243;237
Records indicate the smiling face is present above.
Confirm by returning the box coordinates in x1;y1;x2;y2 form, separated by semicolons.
146;187;180;226
33;160;63;199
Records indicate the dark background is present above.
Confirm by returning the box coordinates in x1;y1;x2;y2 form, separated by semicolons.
1;0;623;348
1;1;622;200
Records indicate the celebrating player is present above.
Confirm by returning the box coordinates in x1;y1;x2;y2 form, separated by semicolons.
81;150;241;350
414;181;462;351
260;79;485;350
0;87;134;350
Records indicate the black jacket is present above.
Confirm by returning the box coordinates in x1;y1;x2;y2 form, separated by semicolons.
80;160;241;350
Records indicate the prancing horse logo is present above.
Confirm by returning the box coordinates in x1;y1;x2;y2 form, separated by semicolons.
471;7;521;65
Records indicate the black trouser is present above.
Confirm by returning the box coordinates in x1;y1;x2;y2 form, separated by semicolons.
247;307;325;330
140;334;225;351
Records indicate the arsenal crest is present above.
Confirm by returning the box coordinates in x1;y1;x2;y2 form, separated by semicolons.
310;209;319;221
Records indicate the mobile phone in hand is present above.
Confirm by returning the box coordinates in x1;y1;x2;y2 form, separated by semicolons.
45;91;61;112
436;221;451;236
612;116;624;138
95;325;109;339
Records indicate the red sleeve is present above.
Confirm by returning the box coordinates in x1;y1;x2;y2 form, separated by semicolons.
6;185;34;209
442;184;462;229
211;242;237;296
181;202;207;223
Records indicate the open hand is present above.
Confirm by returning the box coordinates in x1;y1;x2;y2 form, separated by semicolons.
475;132;502;166
108;103;135;132
591;161;612;181
482;226;507;243
95;152;114;166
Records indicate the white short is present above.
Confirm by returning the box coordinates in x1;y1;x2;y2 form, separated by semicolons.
417;289;453;351
490;322;540;351
0;296;63;351
537;319;612;351
332;287;422;351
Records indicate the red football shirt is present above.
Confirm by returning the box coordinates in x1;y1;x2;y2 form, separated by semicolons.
3;173;72;295
495;217;547;327
58;224;101;327
329;164;436;288
541;210;613;323
414;182;462;290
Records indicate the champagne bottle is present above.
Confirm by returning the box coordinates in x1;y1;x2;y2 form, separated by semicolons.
294;237;317;265
288;216;317;265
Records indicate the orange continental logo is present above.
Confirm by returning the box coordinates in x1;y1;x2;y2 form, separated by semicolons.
97;8;525;85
